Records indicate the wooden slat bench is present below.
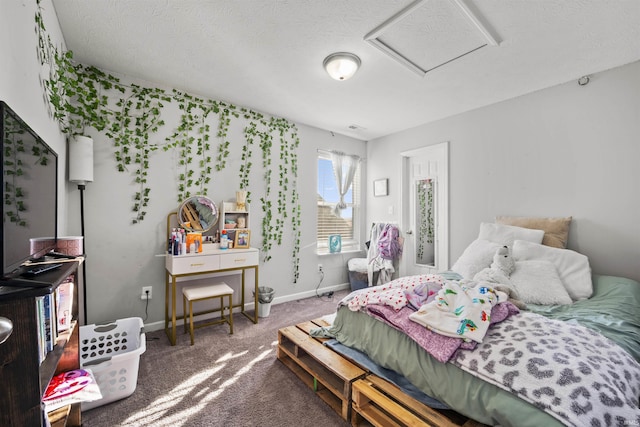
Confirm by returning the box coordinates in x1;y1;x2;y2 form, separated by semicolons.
277;318;489;427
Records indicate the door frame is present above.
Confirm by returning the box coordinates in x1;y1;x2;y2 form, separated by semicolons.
399;142;449;276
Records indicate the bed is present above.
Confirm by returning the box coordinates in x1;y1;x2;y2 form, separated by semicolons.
319;222;640;427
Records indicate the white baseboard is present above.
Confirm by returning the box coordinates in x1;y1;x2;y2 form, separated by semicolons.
271;282;350;305
142;282;351;333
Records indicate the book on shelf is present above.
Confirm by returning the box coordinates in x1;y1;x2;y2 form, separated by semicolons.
56;280;74;333
36;296;47;363
43;293;56;353
36;278;75;363
42;369;102;413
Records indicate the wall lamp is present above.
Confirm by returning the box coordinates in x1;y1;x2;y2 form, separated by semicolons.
323;52;361;81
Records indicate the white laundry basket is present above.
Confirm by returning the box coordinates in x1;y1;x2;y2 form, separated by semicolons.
79;317;146;411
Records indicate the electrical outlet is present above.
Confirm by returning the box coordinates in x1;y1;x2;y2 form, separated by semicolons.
141;286;153;300
317;264;323;272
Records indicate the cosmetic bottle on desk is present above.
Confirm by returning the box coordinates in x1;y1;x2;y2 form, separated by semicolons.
220;230;229;250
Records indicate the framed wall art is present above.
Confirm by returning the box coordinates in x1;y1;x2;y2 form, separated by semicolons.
374;178;389;197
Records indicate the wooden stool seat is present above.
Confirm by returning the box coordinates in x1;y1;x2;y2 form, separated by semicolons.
182;282;234;345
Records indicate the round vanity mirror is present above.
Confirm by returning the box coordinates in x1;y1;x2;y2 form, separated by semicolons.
177;195;219;232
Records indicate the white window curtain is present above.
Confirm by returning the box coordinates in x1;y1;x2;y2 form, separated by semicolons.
330;151;360;217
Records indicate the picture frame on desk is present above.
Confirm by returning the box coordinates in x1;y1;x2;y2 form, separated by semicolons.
234;230;250;249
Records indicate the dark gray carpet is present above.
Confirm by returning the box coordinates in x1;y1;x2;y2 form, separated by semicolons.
82;290;351;427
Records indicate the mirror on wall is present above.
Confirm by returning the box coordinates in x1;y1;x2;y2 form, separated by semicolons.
415;178;435;267
177;196;219;233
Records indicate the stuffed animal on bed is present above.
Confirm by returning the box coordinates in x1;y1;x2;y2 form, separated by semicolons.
475;246;514;280
473;246;526;309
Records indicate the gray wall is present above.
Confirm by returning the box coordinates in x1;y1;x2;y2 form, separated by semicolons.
80;100;366;327
367;61;640;282
2;0;367;329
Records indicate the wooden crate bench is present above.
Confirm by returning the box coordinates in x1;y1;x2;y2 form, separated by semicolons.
351;375;486;427
277;319;366;420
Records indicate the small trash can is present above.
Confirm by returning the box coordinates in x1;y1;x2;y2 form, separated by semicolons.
254;286;275;317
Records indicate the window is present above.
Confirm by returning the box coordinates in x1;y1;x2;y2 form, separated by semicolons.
317;150;361;252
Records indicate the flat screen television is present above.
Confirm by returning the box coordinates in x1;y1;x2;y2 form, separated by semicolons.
1;101;58;279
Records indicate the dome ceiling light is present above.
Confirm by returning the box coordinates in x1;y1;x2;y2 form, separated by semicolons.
323;52;361;81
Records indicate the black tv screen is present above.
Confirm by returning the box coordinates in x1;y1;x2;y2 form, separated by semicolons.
1;101;58;278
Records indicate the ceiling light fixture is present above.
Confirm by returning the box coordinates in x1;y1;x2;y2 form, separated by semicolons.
323;52;361;81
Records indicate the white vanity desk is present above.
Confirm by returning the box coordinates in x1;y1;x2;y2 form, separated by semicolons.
165;243;259;345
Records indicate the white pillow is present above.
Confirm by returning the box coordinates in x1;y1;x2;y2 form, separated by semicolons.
478;222;544;246
451;239;501;279
510;260;573;305
512;240;593;301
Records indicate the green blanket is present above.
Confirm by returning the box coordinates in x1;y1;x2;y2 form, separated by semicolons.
329;275;640;427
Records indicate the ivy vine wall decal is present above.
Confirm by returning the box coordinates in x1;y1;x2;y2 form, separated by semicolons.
35;0;301;282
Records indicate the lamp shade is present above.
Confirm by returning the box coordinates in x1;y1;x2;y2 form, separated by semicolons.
323;52;361;81
68;135;94;185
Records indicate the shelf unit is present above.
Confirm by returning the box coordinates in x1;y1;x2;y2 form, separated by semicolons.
219;201;250;244
0;260;82;427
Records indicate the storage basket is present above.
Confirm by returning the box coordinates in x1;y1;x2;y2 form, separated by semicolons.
79;317;146;411
347;258;379;291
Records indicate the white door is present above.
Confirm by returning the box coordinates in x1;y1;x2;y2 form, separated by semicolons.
400;142;449;276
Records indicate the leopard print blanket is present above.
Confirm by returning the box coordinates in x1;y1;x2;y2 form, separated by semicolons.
451;311;640;426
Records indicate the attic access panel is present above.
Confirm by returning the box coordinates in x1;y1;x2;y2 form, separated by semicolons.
365;0;499;76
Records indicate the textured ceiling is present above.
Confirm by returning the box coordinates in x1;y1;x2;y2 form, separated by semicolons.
51;0;640;141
